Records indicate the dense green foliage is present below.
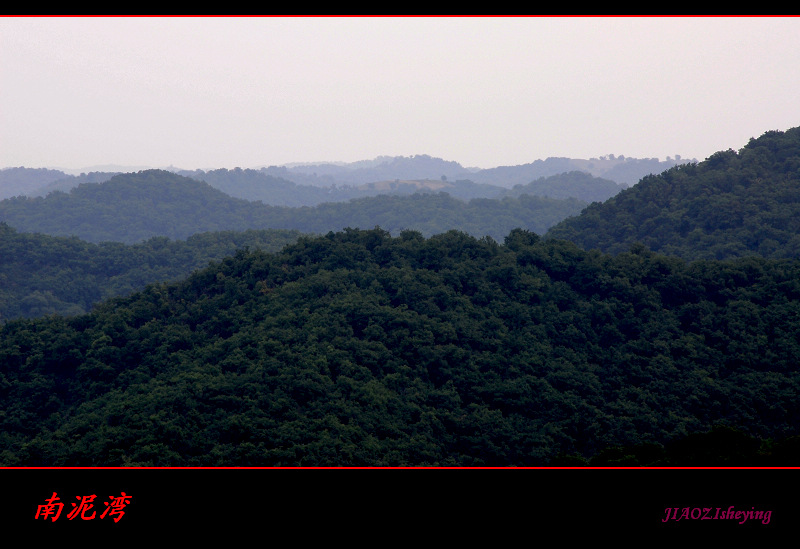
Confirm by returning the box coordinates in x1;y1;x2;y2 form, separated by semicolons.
2;132;796;468
0;170;586;243
2;227;799;466
0;223;301;321
302;192;586;241
546;127;800;260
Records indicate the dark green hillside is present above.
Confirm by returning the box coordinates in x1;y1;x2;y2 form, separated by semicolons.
2;228;799;466
0;223;301;321
546;127;800;260
302;192;586;240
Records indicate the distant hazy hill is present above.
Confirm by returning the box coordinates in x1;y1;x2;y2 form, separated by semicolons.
0;167;76;199
30;171;122;197
179;167;623;206
261;154;477;186
262;153;691;189
0;168;126;200
0;169;587;243
176;167;326;207
177;167;499;206
499;171;625;203
2;153;689;201
0;170;275;243
545;127;800;260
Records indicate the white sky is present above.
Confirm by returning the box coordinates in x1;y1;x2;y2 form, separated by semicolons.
2;16;799;172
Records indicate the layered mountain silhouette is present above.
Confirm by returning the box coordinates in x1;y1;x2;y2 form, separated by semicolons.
0;170;597;244
1;127;799;468
1;152;680;202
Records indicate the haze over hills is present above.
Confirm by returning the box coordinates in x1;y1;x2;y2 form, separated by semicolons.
176;168;625;207
0;170;594;244
0;152;686;201
0;169;613;322
257;153;689;188
2;127;800;467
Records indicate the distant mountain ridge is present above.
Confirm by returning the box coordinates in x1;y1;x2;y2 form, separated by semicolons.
0;152;689;200
257;153;688;189
176;168;621;206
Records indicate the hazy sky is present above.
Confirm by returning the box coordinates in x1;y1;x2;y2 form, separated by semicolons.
2;16;799;172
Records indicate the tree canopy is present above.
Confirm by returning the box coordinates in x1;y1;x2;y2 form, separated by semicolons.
0;222;301;321
2;227;799;466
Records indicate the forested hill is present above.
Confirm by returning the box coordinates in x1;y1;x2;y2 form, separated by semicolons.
0;170;273;243
2;227;800;466
179;167;343;206
0;169;587;243
498;171;624;203
0;223;301;321
545;127;800;260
